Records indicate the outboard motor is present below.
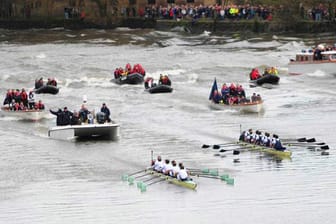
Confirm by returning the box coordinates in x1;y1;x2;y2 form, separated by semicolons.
96;112;106;124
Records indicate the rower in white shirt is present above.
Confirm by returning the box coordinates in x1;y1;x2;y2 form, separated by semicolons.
169;160;180;177
161;159;173;175
177;163;189;181
152;156;164;172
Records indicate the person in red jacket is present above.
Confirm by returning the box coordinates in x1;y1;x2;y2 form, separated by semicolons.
250;68;261;80
35;100;45;110
125;63;132;73
20;88;28;108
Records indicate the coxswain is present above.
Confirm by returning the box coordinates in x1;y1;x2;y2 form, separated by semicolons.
177;163;189;181
152;156;164;172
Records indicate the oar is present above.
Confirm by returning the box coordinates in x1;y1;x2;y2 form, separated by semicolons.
212;143;238;149
218;145;252;153
146;178;166;186
307;145;329;150
192;173;235;185
285;142;325;146
213;143;249;150
282;137;315;143
128;169;147;176
190;169;219;176
218;148;243;153
138;178;167;192
133;172;151;179
202;143;236;149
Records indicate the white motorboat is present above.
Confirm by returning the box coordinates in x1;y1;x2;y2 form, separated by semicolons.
48;122;120;140
288;49;336;75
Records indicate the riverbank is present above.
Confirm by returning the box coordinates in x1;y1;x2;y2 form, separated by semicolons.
1;17;336;34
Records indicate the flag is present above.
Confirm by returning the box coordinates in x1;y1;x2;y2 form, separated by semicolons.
209;78;218;100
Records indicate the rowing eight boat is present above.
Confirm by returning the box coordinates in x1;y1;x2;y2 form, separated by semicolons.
146;169;197;190
238;141;292;159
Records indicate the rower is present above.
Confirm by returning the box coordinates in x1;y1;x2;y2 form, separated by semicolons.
260;132;267;146
169;160;180;177
161;159;173;175
177;163;189;181
254;130;262;145
152;156;164;172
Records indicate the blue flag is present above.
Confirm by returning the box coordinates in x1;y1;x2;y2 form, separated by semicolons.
209;78;218;100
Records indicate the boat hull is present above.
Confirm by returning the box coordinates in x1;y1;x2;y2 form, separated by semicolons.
147;170;197;190
112;73;144;85
238;141;292;159
146;84;173;94
34;85;59;94
251;74;280;85
288;60;336;75
209;101;263;113
0;107;47;121
48;122;120;140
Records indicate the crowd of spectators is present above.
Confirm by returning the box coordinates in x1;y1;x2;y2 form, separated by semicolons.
135;4;274;21
119;3;336;22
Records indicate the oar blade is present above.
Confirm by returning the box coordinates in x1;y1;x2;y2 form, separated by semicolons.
306;138;316;143
202;144;210;148
297;137;307;142
213;145;221;149
233;150;240;155
321;145;329;150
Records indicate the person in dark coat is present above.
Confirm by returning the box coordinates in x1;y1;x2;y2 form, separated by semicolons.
35;78;44;89
50;107;73;126
49;108;63;126
100;103;111;122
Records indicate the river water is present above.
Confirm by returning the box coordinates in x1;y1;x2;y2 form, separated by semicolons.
0;28;335;224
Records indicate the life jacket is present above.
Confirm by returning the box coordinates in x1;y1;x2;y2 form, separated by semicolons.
125;63;132;72
250;69;260;80
21;91;28;101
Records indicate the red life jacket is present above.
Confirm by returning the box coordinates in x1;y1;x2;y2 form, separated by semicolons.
125;63;132;72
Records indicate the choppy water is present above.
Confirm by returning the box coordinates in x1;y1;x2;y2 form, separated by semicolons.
0;28;335;224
